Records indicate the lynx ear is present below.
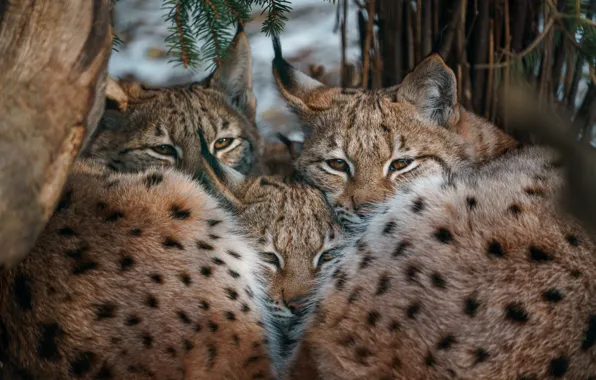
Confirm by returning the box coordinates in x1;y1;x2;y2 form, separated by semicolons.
205;24;256;123
272;36;337;121
105;77;140;112
397;54;459;127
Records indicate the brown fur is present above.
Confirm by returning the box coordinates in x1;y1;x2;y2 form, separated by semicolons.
0;160;276;379
84;28;265;177
272;51;516;225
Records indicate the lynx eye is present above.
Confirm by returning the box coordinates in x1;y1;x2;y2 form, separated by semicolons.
316;249;337;268
389;158;414;172
326;159;349;173
260;252;281;269
151;144;177;157
214;138;234;150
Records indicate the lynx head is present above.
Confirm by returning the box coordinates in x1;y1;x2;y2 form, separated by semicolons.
83;26;263;176
271;38;515;225
197;132;343;322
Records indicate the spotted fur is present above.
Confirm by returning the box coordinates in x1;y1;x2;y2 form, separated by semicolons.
0;160;277;379
294;146;596;379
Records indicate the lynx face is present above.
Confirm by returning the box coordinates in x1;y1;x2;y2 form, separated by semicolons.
84;28;264;176
271;45;516;226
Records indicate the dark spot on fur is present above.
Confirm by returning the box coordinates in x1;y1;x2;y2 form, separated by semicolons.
383;221;396;235
412;198;425;213
180;272;191;286
207;219;222;227
566;235;580;247
228;269;240;279
105;212;124;222
376;274;391;295
505;302;529;323
464;297;479;317
434;228;453;243
184;339;194;351
549;356;568;377
529;246;552;262
212;257;225;265
197;241;214;250
360;254;375;269
150;274;163;284
473;348;489;364
144;173;163;188
244;355;262;367
208;321;219;332
227;250;241;259
177;311;191;324
431;272;447;289
194;324;202;332
225;311;236;321
260;178;282;189
582;315;596;351
241;303;250;313
73;261;98;275
407;302;421;319
128;228;142;236
406;264;420;282
142;333;153;348
466;196;477;209
57;227;76;237
163;237;184;250
56;190;72;212
70;351;95;377
245;287;254;299
95;303;117;320
209;234;221;240
226;288;239;300
169;205;191;220
367;311;380;326
201;267;212;277
393;241;410;257
125;316;141;326
233;335;240;346
65;243;89;260
37;323;63;361
199;300;209;310
13;274;33;310
95;363;113;379
543;289;564;303
424;352;435;367
354;347;373;364
146;295;158;308
333;269;347;290
487;240;505;257
437;335;456;350
389;320;401;332
524;187;546;197
509;204;522;215
571;269;582;278
348;287;362;303
166;347;176;357
119;256;134;271
206;344;217;368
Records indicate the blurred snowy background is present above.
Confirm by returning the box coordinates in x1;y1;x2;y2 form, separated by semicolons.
110;0;361;142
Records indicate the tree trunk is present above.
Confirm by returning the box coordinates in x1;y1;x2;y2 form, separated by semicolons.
0;0;112;268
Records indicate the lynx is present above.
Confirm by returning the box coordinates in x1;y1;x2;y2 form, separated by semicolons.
267;39;596;379
83;26;265;177
271;39;517;225
0;135;341;379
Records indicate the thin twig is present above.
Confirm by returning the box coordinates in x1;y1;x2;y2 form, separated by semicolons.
361;0;376;89
475;19;555;69
176;0;189;68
